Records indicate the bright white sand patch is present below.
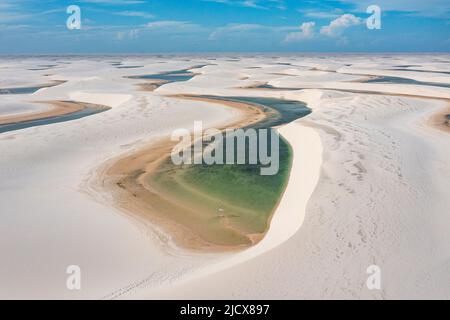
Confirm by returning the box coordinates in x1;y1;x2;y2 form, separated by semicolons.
139;119;323;299
0;101;54;118
141;89;450;300
1;55;449;299
69;92;132;108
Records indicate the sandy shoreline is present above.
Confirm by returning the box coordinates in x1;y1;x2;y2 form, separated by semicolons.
242;82;450;134
141;87;450;300
2;55;449;299
99;95;270;252
141;115;324;299
0;101;85;125
0;100;112;128
136;79;169;92
0;80;65;95
427;101;450;133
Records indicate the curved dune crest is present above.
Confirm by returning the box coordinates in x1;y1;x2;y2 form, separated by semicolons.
1;55;449;300
99;95;310;251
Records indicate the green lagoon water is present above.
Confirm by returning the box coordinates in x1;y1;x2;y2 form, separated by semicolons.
149;96;310;246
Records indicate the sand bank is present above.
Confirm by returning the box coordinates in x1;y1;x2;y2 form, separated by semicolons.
141;87;450;300
427;101;450;133
242;82;450;134
141;117;324;298
100;95;269;251
0;101;89;125
0;80;65;95
137;80;169;92
2;55;449;299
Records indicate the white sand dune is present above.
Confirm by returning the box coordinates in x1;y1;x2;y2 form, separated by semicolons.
142;89;450;300
134;119;323;297
0;100;53;118
0;55;449;299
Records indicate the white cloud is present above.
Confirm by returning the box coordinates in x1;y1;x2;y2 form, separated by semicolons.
284;21;315;42
0;1;15;10
116;28;139;40
202;0;286;10
79;0;145;4
116;11;154;19
209;23;264;40
209;23;295;40
298;8;343;19
146;21;191;29
283;13;363;43
105;20;207;42
0;23;30;31
0;0;64;23
320;14;362;37
144;20;204;34
0;0;29;22
340;0;450;17
0;12;30;22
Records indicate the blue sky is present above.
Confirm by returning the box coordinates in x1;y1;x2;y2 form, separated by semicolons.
0;0;449;53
